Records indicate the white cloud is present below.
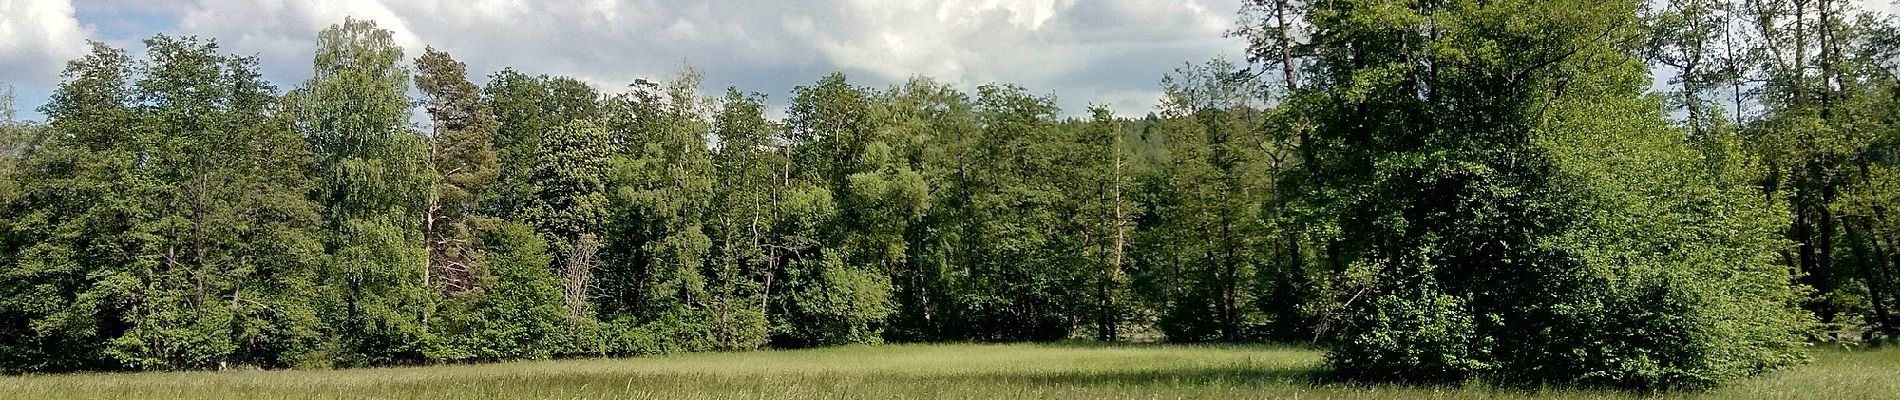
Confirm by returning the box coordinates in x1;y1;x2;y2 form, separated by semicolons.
145;0;1244;117
1855;0;1899;15
174;0;423;81
21;0;1900;123
776;0;1240;114
27;0;1900;123
0;0;91;117
5;0;1250;120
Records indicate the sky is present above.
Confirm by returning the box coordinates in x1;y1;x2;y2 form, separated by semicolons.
1;0;1250;122
3;1;1897;123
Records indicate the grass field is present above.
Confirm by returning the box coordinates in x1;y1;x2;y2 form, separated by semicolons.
2;343;1895;399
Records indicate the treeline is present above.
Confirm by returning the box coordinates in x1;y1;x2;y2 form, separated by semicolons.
1;0;1897;391
0;19;1234;371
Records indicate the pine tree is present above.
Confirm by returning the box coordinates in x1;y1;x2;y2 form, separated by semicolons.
414;47;500;296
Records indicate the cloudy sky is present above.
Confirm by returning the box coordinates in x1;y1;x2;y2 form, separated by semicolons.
4;1;1897;123
2;0;1254;122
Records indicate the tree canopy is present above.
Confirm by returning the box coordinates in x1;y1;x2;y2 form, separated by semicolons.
3;2;1898;391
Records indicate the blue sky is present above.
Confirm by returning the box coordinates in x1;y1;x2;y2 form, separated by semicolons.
4;0;1897;123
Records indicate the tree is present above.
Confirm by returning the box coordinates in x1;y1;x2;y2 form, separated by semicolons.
594;70;719;353
122;35;328;370
425;220;567;360
1284;0;1807;388
886;77;980;341
1646;0;1730;139
1;36;328;372
1731;0;1900;339
285;17;432;366
827;79;930;344
699;87;779;350
1136;58;1281;343
771;73;897;346
0;41;151;373
522;119;610;322
414;47;500;296
1063;106;1140;341
3;7;1884;382
925;83;1079;341
0;82;23;205
1;82;15;124
1296;0;1603;382
483;71;601;221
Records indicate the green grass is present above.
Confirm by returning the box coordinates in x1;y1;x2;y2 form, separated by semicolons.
3;343;1896;399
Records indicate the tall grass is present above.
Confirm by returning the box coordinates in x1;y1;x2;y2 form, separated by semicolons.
2;343;1893;399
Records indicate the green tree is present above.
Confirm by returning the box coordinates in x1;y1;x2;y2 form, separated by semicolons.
285;18;433;366
2;37;327;372
482;71;601;220
0;83;23;205
1136;58;1280;342
772;73;896;346
595;70;718;353
885;77;980;341
522;119;610;322
1284;0;1809;388
414;47;500;296
925;84;1079;341
123;35;328;370
704;87;779;350
425;220;567;360
0;42;151;373
1062;106;1140;341
1733;0;1900;338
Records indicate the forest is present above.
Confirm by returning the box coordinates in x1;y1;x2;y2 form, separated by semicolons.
0;0;1897;392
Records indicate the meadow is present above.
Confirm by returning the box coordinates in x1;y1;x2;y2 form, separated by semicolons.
2;343;1895;400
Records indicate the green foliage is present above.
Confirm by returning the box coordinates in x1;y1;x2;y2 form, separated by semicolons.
1059;106;1141;341
1135;57;1285;343
924;83;1083;341
424;221;566;361
1528;55;1809;386
523;118;610;327
0;42;143;373
1;36;328;372
4;9;1893;395
598;70;715;328
1288;0;1810;389
703;87;777;351
771;73;898;346
525;119;610;251
286;18;433;367
883;77;981;341
481;70;600;220
414;47;500;296
1725;0;1900;338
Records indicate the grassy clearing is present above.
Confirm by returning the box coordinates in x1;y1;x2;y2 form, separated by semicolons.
2;343;1895;399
